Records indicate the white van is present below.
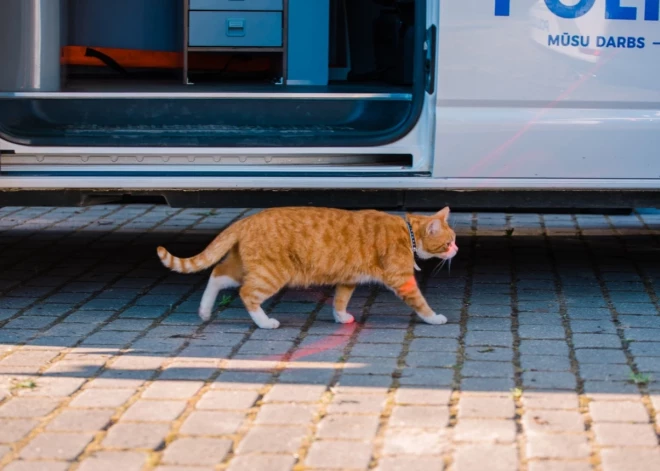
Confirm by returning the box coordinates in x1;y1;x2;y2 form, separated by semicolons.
0;0;658;209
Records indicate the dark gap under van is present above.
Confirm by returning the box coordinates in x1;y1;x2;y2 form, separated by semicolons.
0;0;426;148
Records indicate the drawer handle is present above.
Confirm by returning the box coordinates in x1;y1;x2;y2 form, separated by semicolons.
226;18;246;37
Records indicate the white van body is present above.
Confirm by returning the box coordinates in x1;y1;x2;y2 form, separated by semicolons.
1;0;659;207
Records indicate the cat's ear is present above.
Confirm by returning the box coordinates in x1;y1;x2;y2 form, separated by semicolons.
427;219;441;236
436;207;450;222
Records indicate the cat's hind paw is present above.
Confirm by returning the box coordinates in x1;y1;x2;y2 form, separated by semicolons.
420;313;448;325
333;309;355;324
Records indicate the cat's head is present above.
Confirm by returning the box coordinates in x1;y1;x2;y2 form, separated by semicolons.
412;207;458;260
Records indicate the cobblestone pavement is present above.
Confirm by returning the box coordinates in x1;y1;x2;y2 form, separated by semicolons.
0;205;659;471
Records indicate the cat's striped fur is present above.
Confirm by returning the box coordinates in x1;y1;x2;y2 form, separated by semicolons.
157;206;458;329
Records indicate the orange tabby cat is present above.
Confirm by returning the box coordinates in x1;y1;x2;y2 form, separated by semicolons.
157;207;458;329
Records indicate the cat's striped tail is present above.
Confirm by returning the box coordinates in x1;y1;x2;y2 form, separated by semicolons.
157;228;238;274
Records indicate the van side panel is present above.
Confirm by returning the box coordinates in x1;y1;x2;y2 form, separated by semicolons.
434;0;660;181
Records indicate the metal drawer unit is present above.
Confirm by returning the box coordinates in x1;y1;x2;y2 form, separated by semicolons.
183;0;288;84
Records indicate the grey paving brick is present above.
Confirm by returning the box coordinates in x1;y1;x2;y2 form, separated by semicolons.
589;400;649;422
0;398;61;418
62;310;115;323
142;380;203;400
376;456;444;471
327;393;387;414
517;313;563;326
306;440;373;470
413;324;461;338
212;371;272;390
180;410;246;436
20;432;94;460
255;404;316;425
47;408;114;432
462;361;514;378
527;462;592;471
618;315;660;329
77;451;148;471
526;433;590;459
466;318;511;331
404;351;456;369
159;363;217;381
523;371;577;390
120;306;169;319
461;377;515;392
121;399;186;422
103;422;170;449
162;437;232;466
566;308;611;320
600;448;660;471
399;368;453;387
519;325;566;340
3;462;71;471
575;349;628;364
519;340;569;356
635;356;660;373
464;331;513;347
197;390;259;410
628;341;660;357
520;354;571;372
228;455;296;471
579;363;633;381
593;423;658;446
454;444;518;471
0;418;39;443
389;405;449;429
572;334;622;349
409;338;459;352
571;320;617;334
583;380;641;400
458;397;515;419
70;388;135;408
317;415;380;440
453;419;516;443
464;347;513;362
264;384;327;403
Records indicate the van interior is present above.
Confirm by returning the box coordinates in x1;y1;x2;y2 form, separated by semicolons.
0;0;426;148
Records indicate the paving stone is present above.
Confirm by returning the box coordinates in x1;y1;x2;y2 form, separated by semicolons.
453;419;516;443
197;390;259;410
588;400;649;422
458;397;515;419
572;334;622;349
306;440;373;470
180;410;246;436
523;410;584;433
47;408;114;431
526;433;590;459
263;384;327;403
592;423;658;446
600;448;660;471
575;349;628;364
389;406;449;429
583;381;641;400
571;320;617;334
351;343;404;358
527;461;593;471
522;392;580;410
464;347;513;362
395;388;452;406
3;462;71;471
462;361;514;378
77;451;148;471
466;318;511;331
142;380;203;399
20;432;94;460
383;427;447;455
212;371;273;390
399;368;453;387
518;325;566;340
579;363;633;381
103;422;170;449
454;444;518;471
335;373;392;392
629;342;660;357
519;340;569;356
162;437;232;466
70;388;135;408
228;455;296;471
464;331;513;347
461;377;515;392
523;371;577;390
404;351;456;368
413;324;461;338
237;425;308;453
0;398;61;418
520;354;571;372
376;456;444;471
255;404;316;425
327;393;387;414
0;418;38;443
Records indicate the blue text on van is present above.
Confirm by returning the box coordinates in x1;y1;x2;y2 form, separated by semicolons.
495;0;660;21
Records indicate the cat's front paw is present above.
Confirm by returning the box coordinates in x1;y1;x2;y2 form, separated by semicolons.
420;313;448;325
257;317;281;329
333;309;355;324
198;307;212;322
